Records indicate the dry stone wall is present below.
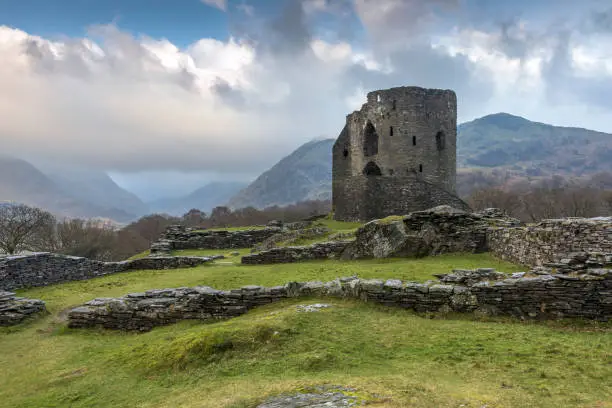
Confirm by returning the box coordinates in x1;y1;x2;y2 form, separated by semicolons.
487;217;612;266
151;225;281;255
0;291;46;326
67;266;612;331
242;241;351;264
0;253;214;291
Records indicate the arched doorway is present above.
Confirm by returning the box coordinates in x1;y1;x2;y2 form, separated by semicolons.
363;121;378;157
363;161;382;176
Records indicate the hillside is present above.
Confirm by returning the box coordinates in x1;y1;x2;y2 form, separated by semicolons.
37;163;149;218
226;114;612;209
227;138;334;209
149;181;247;216
457;113;612;176
0;156;139;222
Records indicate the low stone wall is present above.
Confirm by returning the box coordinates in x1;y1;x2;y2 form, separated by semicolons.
67;266;612;331
0;253;214;291
0;291;46;326
150;225;281;255
487;217;612;266
242;241;351;265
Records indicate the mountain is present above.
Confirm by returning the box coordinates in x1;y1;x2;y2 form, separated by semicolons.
0;156;139;222
227;114;612;209
149;182;248;216
227;139;334;209
457;113;612;176
36;163;149;217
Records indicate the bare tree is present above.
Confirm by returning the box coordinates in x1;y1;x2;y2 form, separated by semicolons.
54;219;117;260
0;204;56;254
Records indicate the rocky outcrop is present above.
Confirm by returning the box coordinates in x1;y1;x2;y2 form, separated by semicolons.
0;253;214;291
150;225;281;254
487;217;612;266
342;206;520;259
242;241;351;264
67;264;612;331
0;291;46;326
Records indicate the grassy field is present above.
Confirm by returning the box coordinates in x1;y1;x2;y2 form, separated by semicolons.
1;254;610;408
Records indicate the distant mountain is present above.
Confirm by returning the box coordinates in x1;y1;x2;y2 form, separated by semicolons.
457;113;612;176
149;182;247;216
226;114;612;209
227;139;334;209
36;163;149;217
0;156;140;222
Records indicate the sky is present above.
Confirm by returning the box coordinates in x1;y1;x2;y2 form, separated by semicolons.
1;0;612;200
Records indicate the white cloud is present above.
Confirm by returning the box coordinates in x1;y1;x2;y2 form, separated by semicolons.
1;2;612;183
201;0;227;12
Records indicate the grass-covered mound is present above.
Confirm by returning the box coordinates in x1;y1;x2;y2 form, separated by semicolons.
1;252;610;407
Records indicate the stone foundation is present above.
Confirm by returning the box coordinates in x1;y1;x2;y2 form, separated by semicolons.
67;266;612;331
0;291;46;326
242;241;351;264
0;253;214;291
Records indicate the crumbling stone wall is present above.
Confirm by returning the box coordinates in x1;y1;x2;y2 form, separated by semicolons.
151;225;281;255
0;253;213;291
333;86;467;221
487;217;612;266
242;241;351;264
67;266;612;331
342;206;519;259
0;291;46;326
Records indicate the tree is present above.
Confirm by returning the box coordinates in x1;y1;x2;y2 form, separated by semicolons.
0;204;56;254
54;219;118;261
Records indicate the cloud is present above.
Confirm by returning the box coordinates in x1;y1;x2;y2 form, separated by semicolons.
201;0;227;12
1;0;612;183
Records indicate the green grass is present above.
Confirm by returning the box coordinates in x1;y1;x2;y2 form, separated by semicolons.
128;250;150;260
1;254;610;408
317;218;362;234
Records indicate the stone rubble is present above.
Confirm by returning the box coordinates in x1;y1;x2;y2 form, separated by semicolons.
67;265;612;331
296;303;332;313
242;241;351;264
0;291;46;326
150;225;281;255
341;206;519;259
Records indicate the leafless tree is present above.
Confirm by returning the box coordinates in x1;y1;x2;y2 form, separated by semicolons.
0;204;56;254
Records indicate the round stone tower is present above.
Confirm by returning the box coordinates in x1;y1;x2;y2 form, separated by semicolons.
332;86;468;221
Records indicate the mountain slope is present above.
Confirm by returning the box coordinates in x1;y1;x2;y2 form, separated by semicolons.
227;139;334;209
149;182;248;216
228;114;612;209
0;156;137;222
37;163;149;217
457;113;612;176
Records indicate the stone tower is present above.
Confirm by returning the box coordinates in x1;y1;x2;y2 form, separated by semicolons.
332;85;469;221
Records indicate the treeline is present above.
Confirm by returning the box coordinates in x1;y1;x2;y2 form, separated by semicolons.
0;200;331;260
465;172;612;221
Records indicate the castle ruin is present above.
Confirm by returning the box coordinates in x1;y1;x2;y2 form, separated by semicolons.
332;86;469;221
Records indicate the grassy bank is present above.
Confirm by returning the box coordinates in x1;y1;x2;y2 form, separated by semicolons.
1;254;610;408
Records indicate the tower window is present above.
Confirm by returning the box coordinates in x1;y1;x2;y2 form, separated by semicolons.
343;148;349;158
363;121;379;157
392;100;396;110
436;131;446;151
419;164;423;173
389;126;394;136
363;161;382;176
412;136;416;146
